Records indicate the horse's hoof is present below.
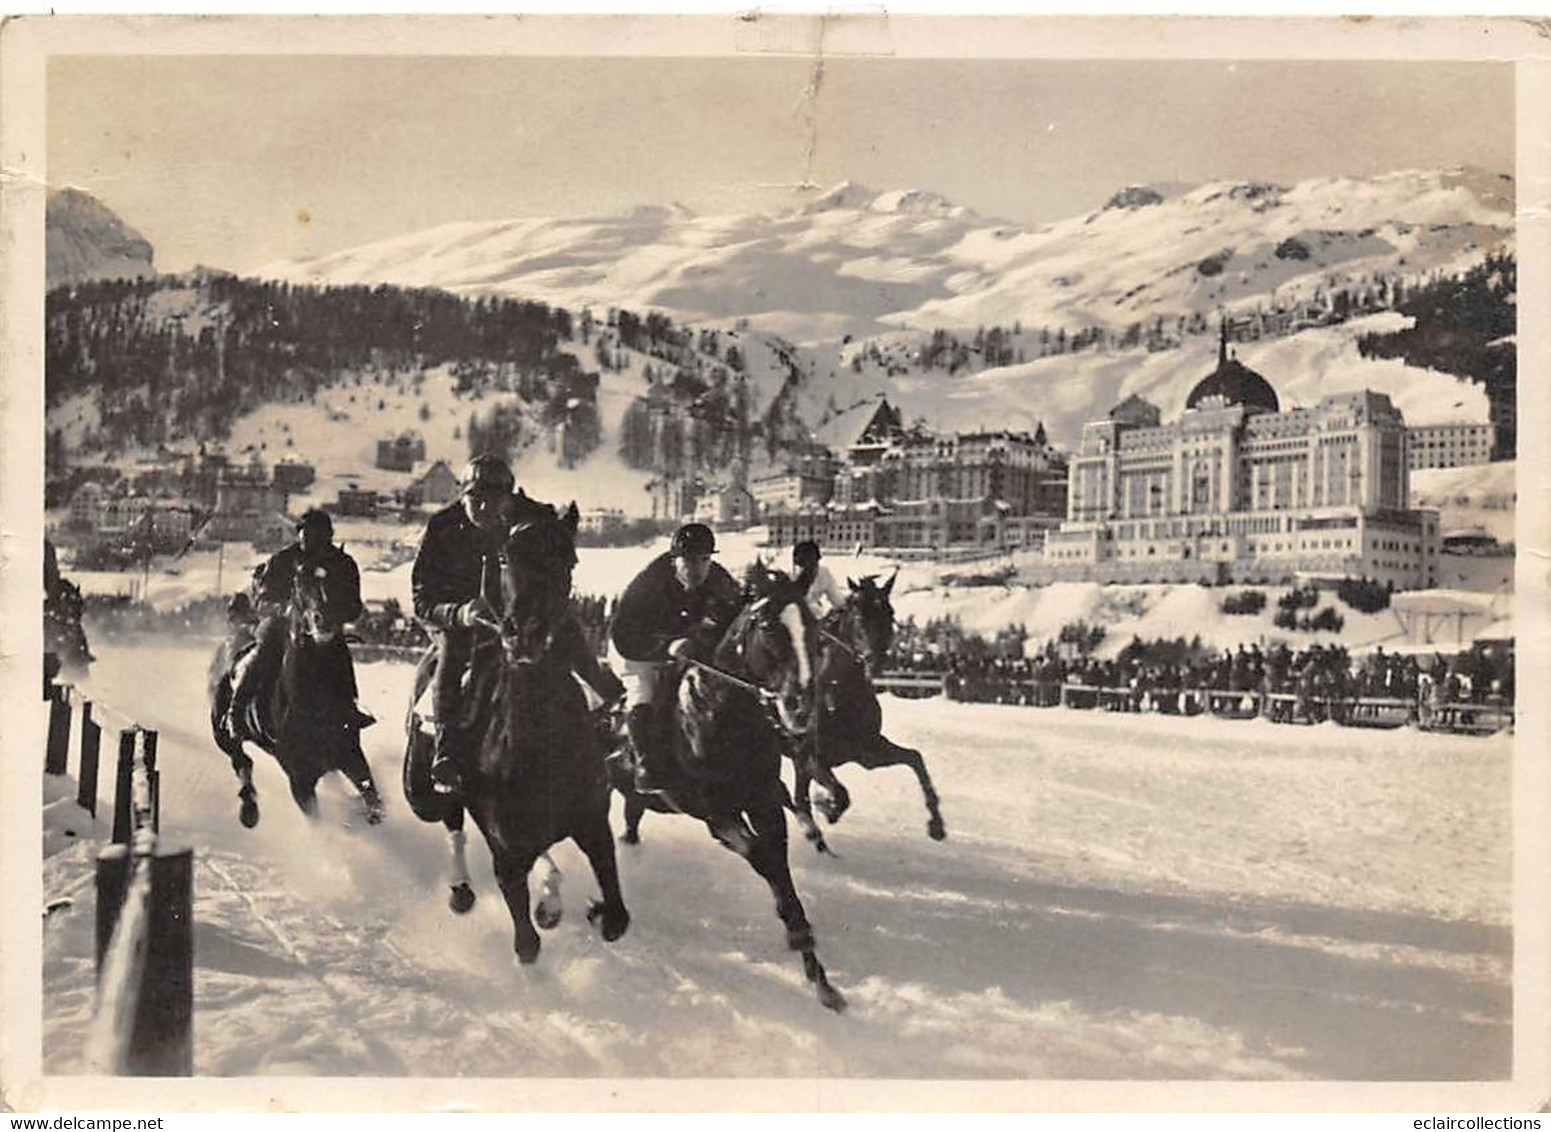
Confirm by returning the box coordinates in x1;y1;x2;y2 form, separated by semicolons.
448;883;476;915
786;925;816;952
619;829;640;846
818;983;848;1013
239;801;260;829
535;898;563;931
928;818;947;841
588;900;630;942
514;933;542;965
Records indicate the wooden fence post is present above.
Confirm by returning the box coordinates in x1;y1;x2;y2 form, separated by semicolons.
45;687;72;776
93;844;195;1076
111;730;136;846
77;702;102;817
140;847;194;1075
142;731;161;834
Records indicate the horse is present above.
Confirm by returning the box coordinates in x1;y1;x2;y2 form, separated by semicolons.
791;570;947;847
608;561;846;1012
431;501;630;965
209;561;384;829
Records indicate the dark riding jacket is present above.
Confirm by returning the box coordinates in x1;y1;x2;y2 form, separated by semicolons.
412;492;551;633
253;543;363;623
609;552;743;663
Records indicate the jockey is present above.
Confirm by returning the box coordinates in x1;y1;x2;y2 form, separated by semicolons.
225;508;372;735
791;539;846;622
608;522;743;795
412;454;550;794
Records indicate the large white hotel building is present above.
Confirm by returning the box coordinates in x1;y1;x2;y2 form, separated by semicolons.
1045;332;1440;589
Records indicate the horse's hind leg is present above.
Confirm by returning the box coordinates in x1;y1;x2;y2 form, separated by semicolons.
744;797;845;1012
491;845;543;964
573;818;630;943
861;736;946;841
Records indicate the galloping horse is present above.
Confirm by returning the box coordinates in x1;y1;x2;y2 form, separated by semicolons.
791;570;947;846
609;561;846;1012
438;501;630;965
209;561;384;828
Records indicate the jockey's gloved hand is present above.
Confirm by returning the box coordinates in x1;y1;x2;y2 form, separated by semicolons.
458;597;497;628
666;637;693;661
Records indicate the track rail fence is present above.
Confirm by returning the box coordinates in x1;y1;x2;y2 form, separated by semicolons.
42;671;193;1076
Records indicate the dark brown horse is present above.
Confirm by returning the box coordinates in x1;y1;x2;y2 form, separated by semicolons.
210;562;384;828
791;571;947;848
441;501;630;964
609;561;846;1011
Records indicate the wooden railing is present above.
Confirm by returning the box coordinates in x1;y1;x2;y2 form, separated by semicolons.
43;674;193;1075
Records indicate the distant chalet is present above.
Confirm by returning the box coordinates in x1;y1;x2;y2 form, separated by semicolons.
1047;327;1440;590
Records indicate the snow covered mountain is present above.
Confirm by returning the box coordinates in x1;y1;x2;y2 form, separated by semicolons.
256;167;1513;347
46;188;156;290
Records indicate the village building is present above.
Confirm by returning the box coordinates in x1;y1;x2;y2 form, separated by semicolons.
1406;421;1495;471
1045;328;1440;589
694;483;756;529
404;459;460;508
375;431;426;472
579;508;627;537
272;458;318;493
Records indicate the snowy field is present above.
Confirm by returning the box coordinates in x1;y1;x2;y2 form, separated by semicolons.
41;641;1510;1080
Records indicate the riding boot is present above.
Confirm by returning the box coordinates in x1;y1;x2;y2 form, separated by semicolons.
627;705;667;795
430;724;463;796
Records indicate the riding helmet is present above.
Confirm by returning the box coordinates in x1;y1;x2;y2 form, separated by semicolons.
460;454;516;497
296;508;333;535
670;522;717;558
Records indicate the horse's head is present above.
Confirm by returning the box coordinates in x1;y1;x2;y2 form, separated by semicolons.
732;558;818;736
290;559;350;645
845;568;898;669
496;501;579;660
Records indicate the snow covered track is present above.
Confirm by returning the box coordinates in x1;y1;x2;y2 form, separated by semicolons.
42;643;1510;1078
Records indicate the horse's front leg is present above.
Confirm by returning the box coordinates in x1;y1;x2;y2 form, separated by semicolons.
445;809;476;914
574;816;631;943
805;721;851;823
786;746;833;855
491;844;543;964
863;735;946;841
620;791;646;846
213;679;260;828
745;795;845;1012
335;731;384;825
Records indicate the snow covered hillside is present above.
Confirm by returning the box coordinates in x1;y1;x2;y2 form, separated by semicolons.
257;168;1512;347
1411;461;1518;545
42;643;1510;1078
806;312;1491;452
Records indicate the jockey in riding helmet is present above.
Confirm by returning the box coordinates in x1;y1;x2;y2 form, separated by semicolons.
225;508;372;735
607;522;743;795
792;539;846;622
412;454;556;794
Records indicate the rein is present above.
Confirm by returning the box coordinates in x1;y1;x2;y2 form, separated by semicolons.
680;654;780;705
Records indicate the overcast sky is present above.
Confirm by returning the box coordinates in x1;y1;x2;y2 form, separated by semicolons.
48;56;1513;274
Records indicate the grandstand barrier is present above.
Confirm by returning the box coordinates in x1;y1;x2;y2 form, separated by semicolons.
872;673;947;697
42;674;192;1076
